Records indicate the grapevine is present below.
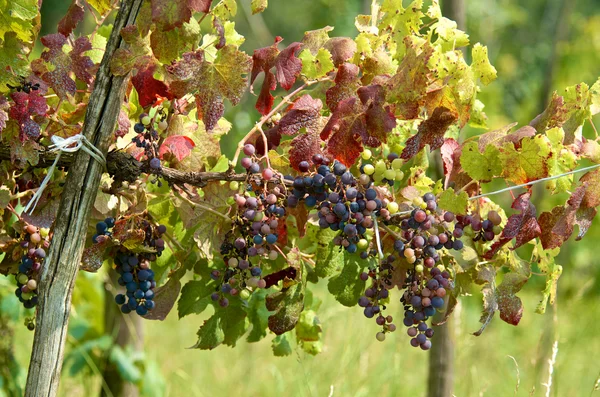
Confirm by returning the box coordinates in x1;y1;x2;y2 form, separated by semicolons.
0;0;599;395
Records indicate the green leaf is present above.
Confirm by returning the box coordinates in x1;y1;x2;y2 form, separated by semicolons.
224;21;244;47
0;32;31;93
177;280;215;318
220;303;248;347
266;270;306;334
246;289;271;342
150;17;200;63
251;0;268;14
327;253;369;307
460;141;501;182
437;188;469;215
296;309;321;342
471;43;497;85
298;48;335;80
534;243;562;314
272;333;293;356
545;127;577;194
86;0;112;16
313;227;343;278
0;0;39;42
0;186;9;209
192;312;224;350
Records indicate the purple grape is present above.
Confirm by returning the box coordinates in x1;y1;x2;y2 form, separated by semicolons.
149;157;161;169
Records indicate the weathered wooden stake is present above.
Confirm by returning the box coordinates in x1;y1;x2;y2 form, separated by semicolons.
25;1;143;395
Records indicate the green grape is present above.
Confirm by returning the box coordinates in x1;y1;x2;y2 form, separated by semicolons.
239;289;251;300
384;169;396;180
392;158;403;170
375;160;387;173
357;238;368;250
17;273;28;284
373;173;384;183
387;202;399;214
415;264;424;273
363;164;375;175
395;170;404;181
229;181;239;190
362;149;372;160
141;116;151;126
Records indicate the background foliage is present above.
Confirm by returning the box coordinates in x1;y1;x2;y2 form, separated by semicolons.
3;0;600;396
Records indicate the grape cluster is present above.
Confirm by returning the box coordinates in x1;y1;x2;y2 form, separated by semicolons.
240;144;272;177
401;267;452;350
454;211;503;243
357;255;398;341
13;224;50;311
132;106;169;170
93;218;166;316
359;149;405;187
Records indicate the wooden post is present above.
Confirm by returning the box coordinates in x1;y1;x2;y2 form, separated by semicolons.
24;1;143;395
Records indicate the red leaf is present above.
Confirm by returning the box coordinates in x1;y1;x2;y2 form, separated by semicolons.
320;97;365;167
9;91;48;141
116;108;130;138
326;63;360;112
497;273;528;326
484;193;541;259
323;37;357;67
278;94;322;136
151;0;193;30
190;0;213;13
250;38;301;115
71;37;96;85
440;138;461;189
159;135;196;161
274;42;302;91
39;34;77;100
539;169;600;248
357;84;396;146
58;0;85;36
254;127;281;156
400;107;457;160
289;128;323;171
213;17;225;49
132;64;173;108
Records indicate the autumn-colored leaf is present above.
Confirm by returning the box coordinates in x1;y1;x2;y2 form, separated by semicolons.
440;138;461;188
323;37;356;67
9;90;47;141
71;37;96;85
58;0;85;37
278;94;322;136
320;97;365;167
131;63;173;108
167;46;251;131
484;193;541;259
357;84;396;146
325;63;360;112
151;0;211;31
159;135;196;162
39;34;76;100
401;107;457;160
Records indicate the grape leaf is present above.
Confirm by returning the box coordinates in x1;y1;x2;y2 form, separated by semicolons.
167;46;251;131
400;106;457;160
58;0;85;37
476;123;532;151
250;38;302;115
298;48;334;80
272;333;293;356
143;276;181;321
529;92;568;134
110;25;154;77
0;0;39;42
378;0;424;55
499;135;551;184
484;193;541;259
150;17;200;64
38;34;76;100
266;247;306;334
357;84;396;146
473;265;496;336
325;62;361;112
440;138;461;188
151;0;211;31
177;279;216;318
131;63;173;108
246;289;271;342
251;0;268;14
386;37;434;119
159;135;195;162
301;26;333;54
9;90;47;141
437;188;468;215
0;32;32;94
192;312;224;349
296;309;322;344
86;0;112;15
71;37;96;85
459;141;502;182
471;43;497;85
327;252;369;307
278;94;322;136
323;37;357;67
538;170;600;249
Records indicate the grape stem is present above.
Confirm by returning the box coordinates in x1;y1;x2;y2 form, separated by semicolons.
372;216;385;259
172;189;232;223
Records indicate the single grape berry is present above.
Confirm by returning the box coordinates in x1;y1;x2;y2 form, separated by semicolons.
243;144;256;156
298;161;310;172
149;157;161;170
